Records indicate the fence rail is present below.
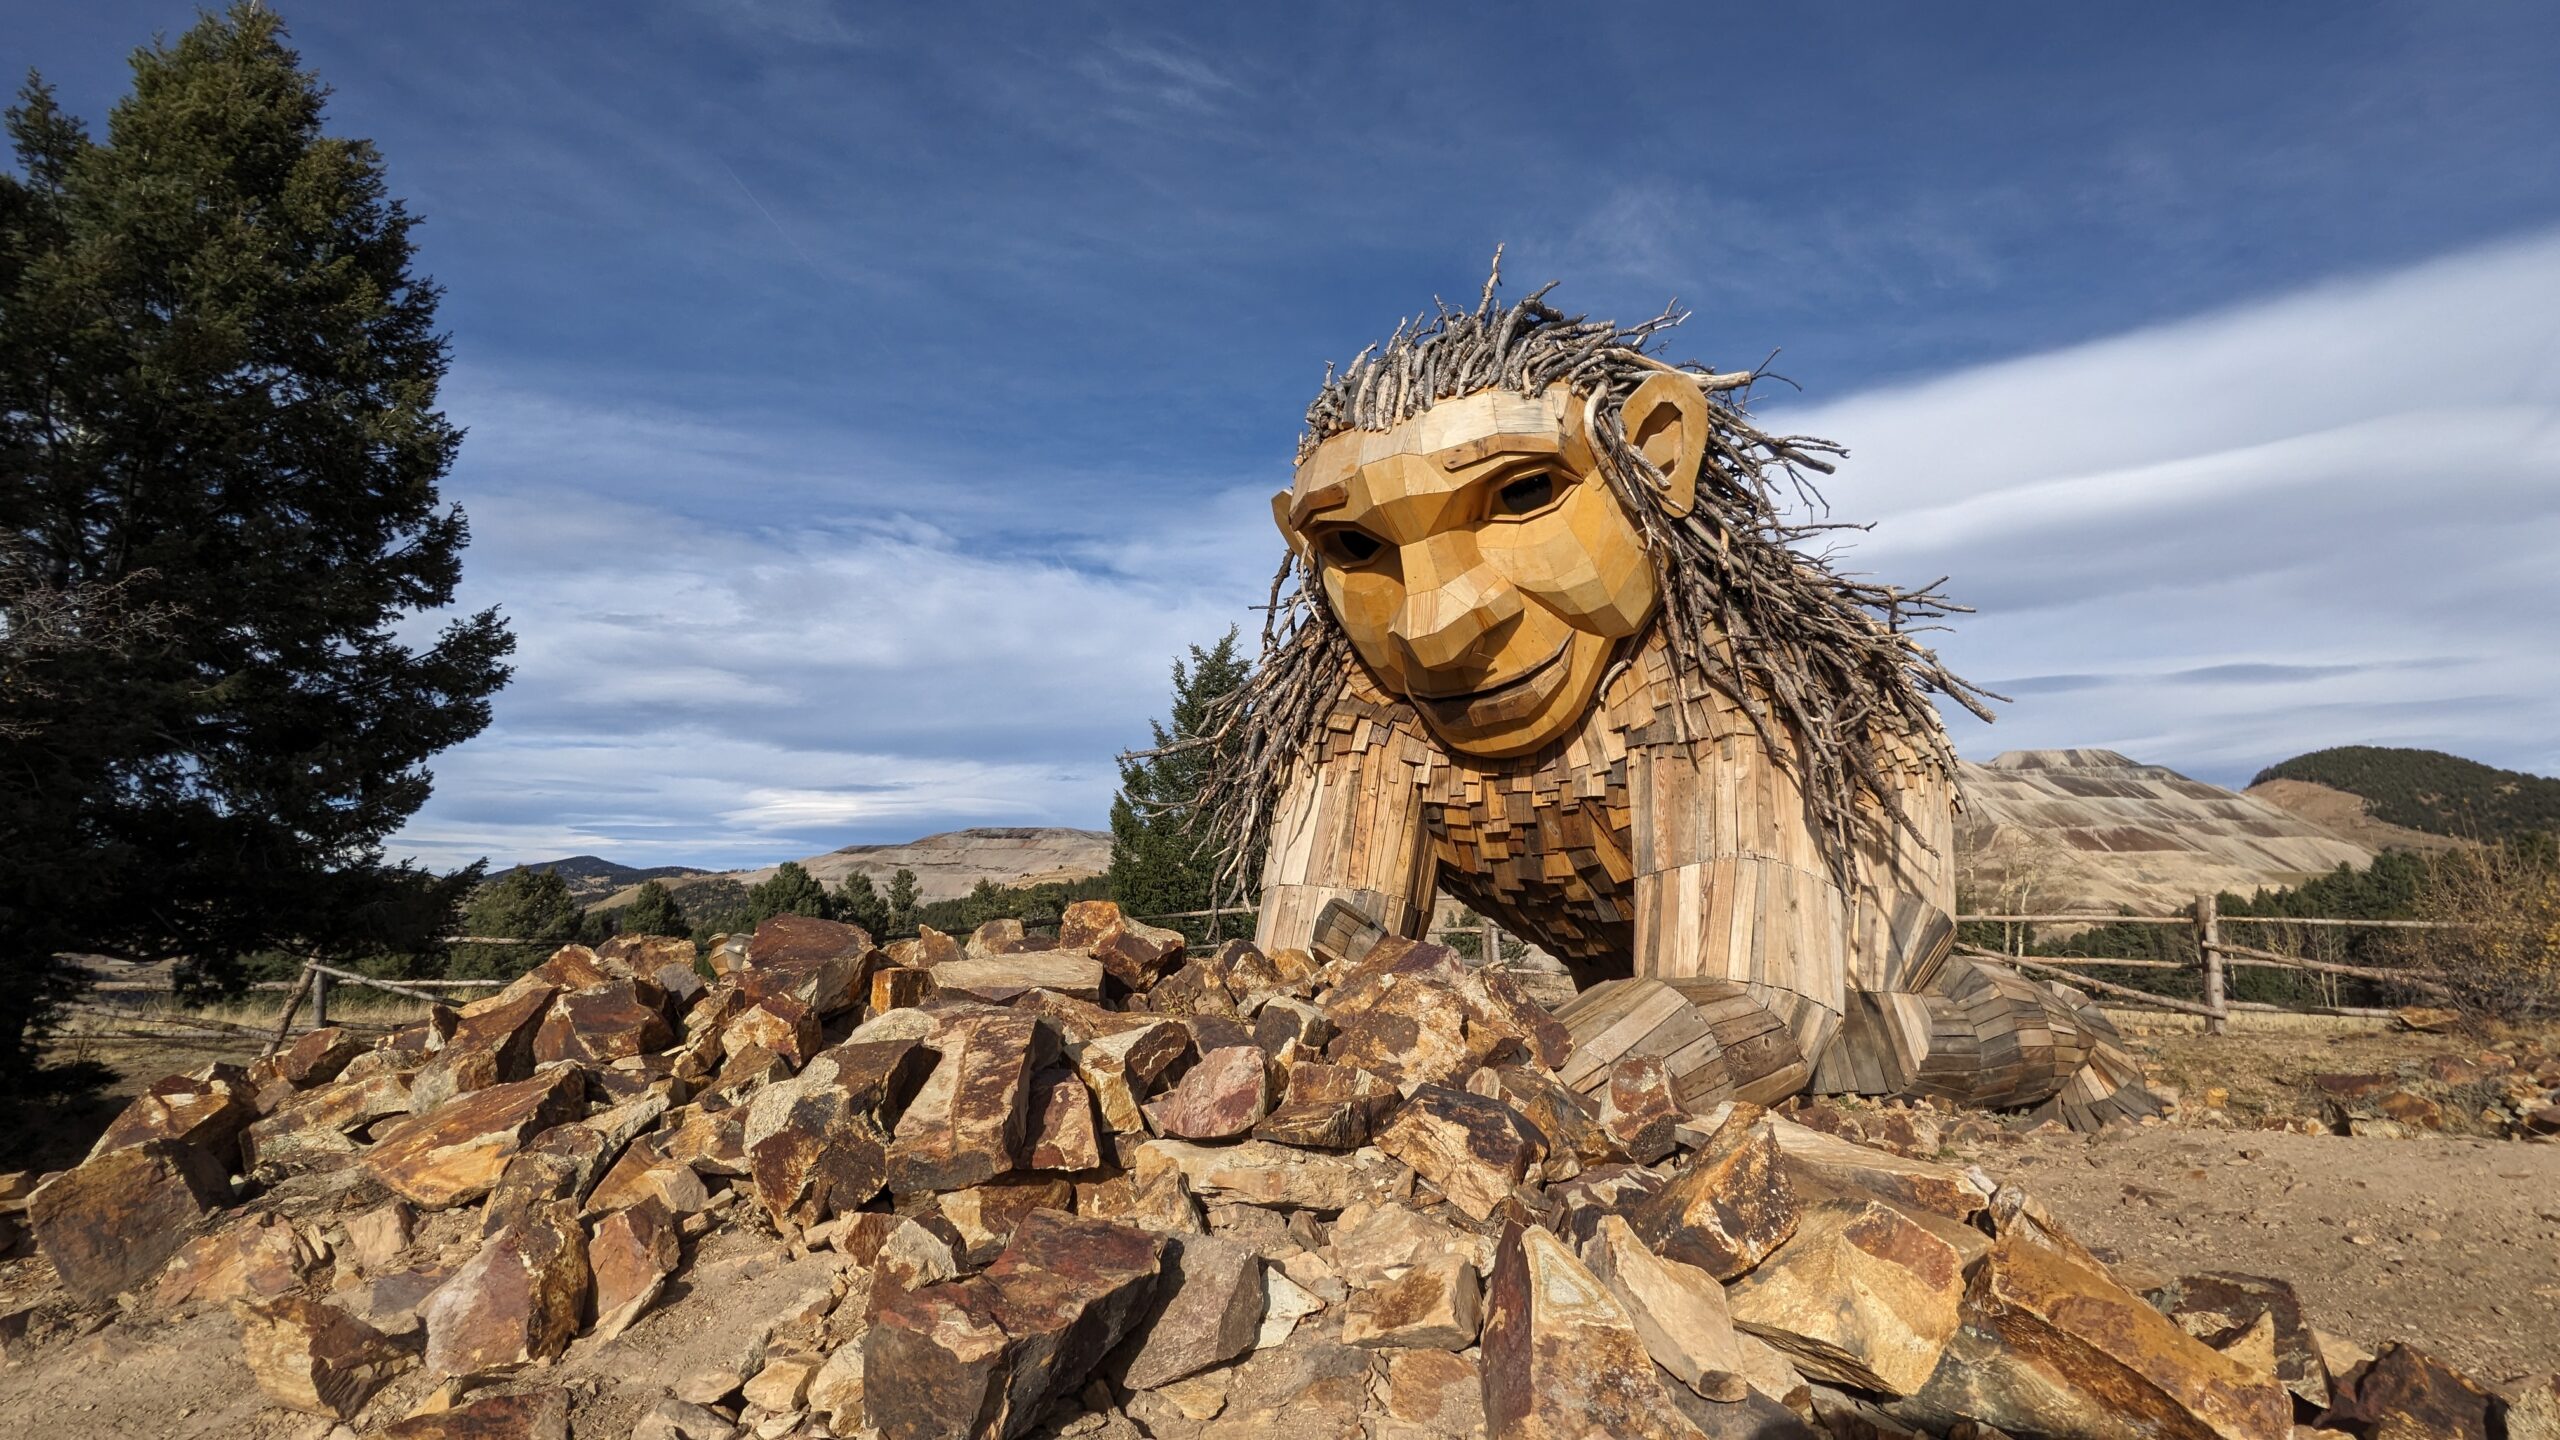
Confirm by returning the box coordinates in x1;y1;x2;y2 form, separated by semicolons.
72;892;2467;1055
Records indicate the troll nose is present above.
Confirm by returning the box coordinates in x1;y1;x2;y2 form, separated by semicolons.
1393;563;1522;672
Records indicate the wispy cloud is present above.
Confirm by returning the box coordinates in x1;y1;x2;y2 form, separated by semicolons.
1779;228;2560;786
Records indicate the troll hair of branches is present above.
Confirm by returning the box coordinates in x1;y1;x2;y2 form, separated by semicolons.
1164;257;2001;903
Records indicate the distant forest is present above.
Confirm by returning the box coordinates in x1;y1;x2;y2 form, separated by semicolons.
2255;745;2560;842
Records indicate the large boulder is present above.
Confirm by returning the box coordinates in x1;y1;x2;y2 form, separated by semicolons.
366;1066;588;1210
29;1138;233;1304
1373;1084;1544;1223
1891;1232;2291;1440
863;1209;1165;1440
1113;1232;1265;1390
1627;1109;1800;1281
885;1013;1052;1194
422;1201;591;1378
88;1067;256;1166
234;1294;412;1419
1724;1199;1965;1397
1480;1221;1708;1440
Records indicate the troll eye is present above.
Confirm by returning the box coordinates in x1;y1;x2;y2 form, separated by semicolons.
1492;471;1556;517
1322;528;1384;565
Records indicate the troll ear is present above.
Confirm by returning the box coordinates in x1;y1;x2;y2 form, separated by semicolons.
1619;372;1711;519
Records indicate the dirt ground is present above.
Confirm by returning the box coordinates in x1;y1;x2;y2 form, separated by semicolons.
1961;1123;2560;1387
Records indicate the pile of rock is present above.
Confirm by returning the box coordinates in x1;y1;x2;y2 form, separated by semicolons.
8;904;2551;1439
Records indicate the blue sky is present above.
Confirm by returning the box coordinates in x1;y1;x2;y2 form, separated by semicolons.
13;2;2560;869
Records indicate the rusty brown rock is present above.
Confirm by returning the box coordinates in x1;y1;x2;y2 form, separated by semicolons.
373;1389;572;1440
2317;1342;2493;1439
2148;1271;2331;1408
939;1174;1080;1266
366;1066;586;1210
1254;1061;1399;1150
744;1037;929;1227
422;1201;591;1377
347;1201;413;1271
235;1294;413;1418
723;992;822;1068
1250;994;1333;1057
1725;1199;1964;1396
1058;899;1185;990
1069;1019;1192;1133
588;1196;680;1341
1598;1055;1682;1165
281;1027;368;1088
154;1211;323;1309
1481;1221;1709;1440
532;979;673;1066
886;1013;1054;1193
913;924;967;966
90;1067;257;1167
1891;1231;2291;1440
735;928;864;1022
1135;1138;1399;1214
872;965;938;1013
1584;1213;1745;1398
1115;1232;1264;1390
240;1069;414;1172
480;1092;671;1235
29;1138;233;1304
1328;976;1493;1091
1027;1068;1104;1171
1628;1111;1801;1281
1541;1163;1669;1249
1380;1349;1486;1436
656;1103;747;1176
1765;1116;1985;1221
966;917;1029;955
1216;939;1289;1006
863;1210;1166;1440
1055;897;1128;951
1144;1044;1271;1141
931;954;1107;1004
1374;1083;1544;1223
1480;1065;1612;1182
1456;967;1574;1071
583;1137;710;1218
746;912;872;964
1148;957;1240;1017
1342;1253;1481;1351
409;985;556;1113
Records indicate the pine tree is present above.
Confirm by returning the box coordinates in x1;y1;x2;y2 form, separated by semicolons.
834;871;889;937
1108;630;1253;941
747;861;830;924
886;868;920;937
0;7;513;1070
454;869;587;979
620;880;688;939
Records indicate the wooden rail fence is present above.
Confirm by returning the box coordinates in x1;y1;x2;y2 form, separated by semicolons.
74;900;2465;1054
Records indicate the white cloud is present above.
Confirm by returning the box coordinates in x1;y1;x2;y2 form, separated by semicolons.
391;228;2560;871
1777;227;2560;784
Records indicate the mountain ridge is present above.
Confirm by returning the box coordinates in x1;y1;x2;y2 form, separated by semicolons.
2252;745;2560;842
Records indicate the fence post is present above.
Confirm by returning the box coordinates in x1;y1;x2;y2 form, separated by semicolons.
1480;914;1500;967
311;968;330;1031
2194;892;2225;1035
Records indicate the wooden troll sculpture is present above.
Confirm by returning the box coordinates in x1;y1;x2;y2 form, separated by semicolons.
1194;268;2154;1129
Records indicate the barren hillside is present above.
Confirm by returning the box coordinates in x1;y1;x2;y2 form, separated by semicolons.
589;826;1111;911
1956;749;2378;913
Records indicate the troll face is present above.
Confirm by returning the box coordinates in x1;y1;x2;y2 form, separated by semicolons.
1277;375;1712;758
